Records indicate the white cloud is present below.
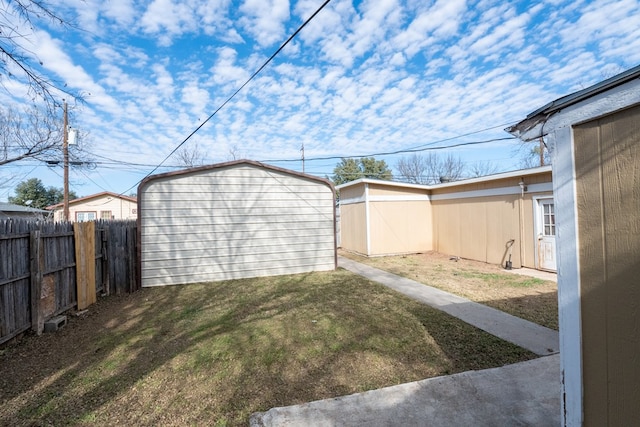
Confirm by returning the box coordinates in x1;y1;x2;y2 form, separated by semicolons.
139;0;198;45
239;0;290;47
3;0;640;198
210;46;250;87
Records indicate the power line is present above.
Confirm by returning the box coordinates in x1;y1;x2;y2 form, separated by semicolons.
120;0;333;196
260;136;517;163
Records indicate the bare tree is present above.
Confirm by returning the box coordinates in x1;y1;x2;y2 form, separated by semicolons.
0;105;62;166
438;153;465;182
396;153;465;184
518;140;551;169
395;153;429;184
468;161;499;178
175;143;206;168
227;144;244;161
0;1;78;106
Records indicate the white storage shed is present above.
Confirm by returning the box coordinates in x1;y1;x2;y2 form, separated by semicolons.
138;160;336;287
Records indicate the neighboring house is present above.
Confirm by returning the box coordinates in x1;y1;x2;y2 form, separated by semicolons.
47;192;137;222
138;160;336;287
0;202;50;221
337;165;555;272
508;65;640;426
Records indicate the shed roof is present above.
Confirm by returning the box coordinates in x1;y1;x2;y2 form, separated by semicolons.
0;202;49;213
507;64;640;139
138;159;334;190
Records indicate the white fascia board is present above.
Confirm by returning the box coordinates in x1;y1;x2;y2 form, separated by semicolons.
523;79;640;148
336;178;430;191
431;182;553;201
430;166;552;190
340;194;430;205
337;167;552;192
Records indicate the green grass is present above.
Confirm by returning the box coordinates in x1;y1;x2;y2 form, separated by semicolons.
0;269;535;426
341;251;559;330
454;269;546;287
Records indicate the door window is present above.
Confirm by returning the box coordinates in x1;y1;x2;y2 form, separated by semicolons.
542;203;555;236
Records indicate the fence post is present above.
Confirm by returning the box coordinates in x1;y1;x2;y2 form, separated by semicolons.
102;226;110;296
29;230;44;335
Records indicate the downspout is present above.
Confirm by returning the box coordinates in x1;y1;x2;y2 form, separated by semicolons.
519;179;526;268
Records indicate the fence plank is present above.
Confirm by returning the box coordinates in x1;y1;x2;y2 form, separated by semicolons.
1;219;138;345
30;230;44;335
75;222;96;310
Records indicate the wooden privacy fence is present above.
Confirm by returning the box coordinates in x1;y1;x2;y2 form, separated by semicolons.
0;219;138;345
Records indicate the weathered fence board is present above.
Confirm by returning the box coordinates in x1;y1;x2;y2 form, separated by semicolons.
0;219;138;345
75;222;96;310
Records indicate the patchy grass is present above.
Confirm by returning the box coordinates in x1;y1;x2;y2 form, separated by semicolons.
340;250;558;330
0;269;535;426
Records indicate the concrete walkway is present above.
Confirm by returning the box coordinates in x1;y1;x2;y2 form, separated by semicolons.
250;257;561;426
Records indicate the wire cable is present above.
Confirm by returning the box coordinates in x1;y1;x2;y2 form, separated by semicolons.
260;136;517;163
120;0;333;196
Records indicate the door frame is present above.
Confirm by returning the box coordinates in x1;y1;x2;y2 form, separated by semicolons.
532;194;556;271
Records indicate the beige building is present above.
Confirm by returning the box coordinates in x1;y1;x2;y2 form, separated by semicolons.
337;165;555;271
47;192;137;222
510;65;640;426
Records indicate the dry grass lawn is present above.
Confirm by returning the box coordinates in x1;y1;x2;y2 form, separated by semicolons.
0;269;535;426
339;250;558;330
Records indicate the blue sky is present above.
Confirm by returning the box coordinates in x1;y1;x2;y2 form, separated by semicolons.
2;0;640;200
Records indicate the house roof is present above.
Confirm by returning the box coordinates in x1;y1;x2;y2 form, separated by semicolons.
46;191;137;210
507;64;640;139
138;159;335;192
0;202;50;213
336;165;552;191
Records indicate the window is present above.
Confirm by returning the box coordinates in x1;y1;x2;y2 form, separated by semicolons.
542;203;555;236
76;211;96;222
101;210;112;220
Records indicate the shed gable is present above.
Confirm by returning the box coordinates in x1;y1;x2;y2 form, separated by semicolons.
139;162;336;286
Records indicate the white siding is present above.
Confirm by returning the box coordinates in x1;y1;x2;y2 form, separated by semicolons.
140;162;336;286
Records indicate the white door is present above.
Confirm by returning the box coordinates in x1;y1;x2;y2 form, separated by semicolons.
537;199;557;271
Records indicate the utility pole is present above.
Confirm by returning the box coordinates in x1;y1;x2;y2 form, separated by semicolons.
539;137;545;166
301;143;305;173
63;101;69;221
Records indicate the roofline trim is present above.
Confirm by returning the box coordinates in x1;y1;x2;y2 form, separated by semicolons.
336;165;552;191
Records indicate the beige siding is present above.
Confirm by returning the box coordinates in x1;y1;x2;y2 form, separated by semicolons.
574;104;640;425
432;196;520;266
369;200;432;255
337;171;552;268
140;163;336;286
368;184;428;197
432;192;549;268
339;202;367;254
339;184;365;201
52;194;137;222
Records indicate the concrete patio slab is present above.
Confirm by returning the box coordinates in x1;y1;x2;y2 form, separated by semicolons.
250;354;560;427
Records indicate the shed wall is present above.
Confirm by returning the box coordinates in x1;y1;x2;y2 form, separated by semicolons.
431;190;549;268
339;202;367;255
573;103;640;425
140;164;335;286
368;200;432;255
432;196;520;266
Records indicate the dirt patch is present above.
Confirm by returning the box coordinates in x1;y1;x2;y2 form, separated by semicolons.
339;250;558;330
